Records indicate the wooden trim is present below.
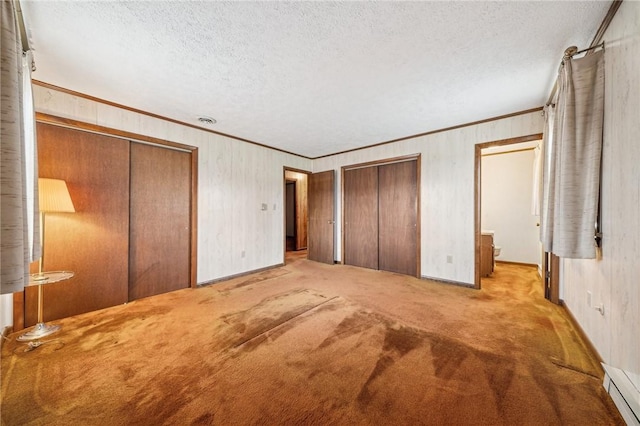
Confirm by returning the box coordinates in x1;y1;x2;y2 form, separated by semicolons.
474;143;483;289
416;155;422;278
546;0;621;106
283;167;311;264
283;166;312;175
342;154;421;171
589;0;622;48
33;80;310;159
314;108;543;159
190;149;199;289
34;114;199;290
35;81;544;161
340;166;345;269
36;113;196;152
560;300;605;376
12;292;24;332
198;263;285;286
474;134;544;289
549;254;560;304
495;260;538;268
481;147;536;157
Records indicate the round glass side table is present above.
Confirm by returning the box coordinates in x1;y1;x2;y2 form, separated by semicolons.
17;271;74;341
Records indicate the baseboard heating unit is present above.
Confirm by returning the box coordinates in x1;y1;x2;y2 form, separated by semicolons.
603;364;640;426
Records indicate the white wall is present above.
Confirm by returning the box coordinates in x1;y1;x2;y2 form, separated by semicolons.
1;294;12;332
561;0;640;387
481;148;540;265
313;111;543;284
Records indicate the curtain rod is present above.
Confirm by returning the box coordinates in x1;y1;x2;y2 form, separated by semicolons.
562;42;605;60
545;41;605;107
14;0;30;52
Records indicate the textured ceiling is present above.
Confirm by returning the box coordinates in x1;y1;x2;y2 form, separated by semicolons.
21;1;610;158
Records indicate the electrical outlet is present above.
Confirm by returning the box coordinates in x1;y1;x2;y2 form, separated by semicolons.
261;203;267;211
587;291;592;307
446;255;453;264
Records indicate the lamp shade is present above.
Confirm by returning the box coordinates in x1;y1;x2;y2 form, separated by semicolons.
38;178;75;213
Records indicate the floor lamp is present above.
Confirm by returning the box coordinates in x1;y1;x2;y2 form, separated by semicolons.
17;178;75;341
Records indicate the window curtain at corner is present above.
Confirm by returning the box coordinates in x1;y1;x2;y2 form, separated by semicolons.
1;0;40;294
531;142;542;216
540;104;556;252
541;50;605;259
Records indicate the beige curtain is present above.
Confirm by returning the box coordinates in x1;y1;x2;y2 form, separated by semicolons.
541;50;605;259
1;0;39;294
531;142;542;216
541;104;556;252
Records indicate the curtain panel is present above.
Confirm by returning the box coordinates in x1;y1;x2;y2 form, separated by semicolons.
541;50;605;259
541;104;556;252
1;0;39;294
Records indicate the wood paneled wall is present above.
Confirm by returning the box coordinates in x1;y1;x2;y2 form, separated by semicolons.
561;0;640;384
314;111;543;285
32;85;312;286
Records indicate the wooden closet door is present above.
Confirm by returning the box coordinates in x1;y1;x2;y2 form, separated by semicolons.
26;123;130;324
308;170;335;264
378;161;418;276
129;143;191;300
344;167;379;270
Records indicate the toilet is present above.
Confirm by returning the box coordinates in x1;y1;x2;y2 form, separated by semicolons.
493;245;501;270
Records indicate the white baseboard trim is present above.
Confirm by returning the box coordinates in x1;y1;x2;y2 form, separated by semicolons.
603;363;640;426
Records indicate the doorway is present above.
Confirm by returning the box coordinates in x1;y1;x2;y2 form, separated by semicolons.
283;168;309;263
474;134;542;289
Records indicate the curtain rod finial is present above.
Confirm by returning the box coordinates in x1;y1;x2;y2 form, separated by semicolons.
564;46;578;58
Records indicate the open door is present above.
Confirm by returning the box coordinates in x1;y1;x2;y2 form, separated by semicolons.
308;170;335;264
543;252;560;304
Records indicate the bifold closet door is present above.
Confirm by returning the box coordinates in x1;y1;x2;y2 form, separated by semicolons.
26;123;130;325
129;143;191;300
344;167;379;269
378;161;418;276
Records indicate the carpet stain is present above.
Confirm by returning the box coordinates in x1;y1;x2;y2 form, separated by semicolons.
430;335;470;381
357;320;425;408
192;413;214;425
477;349;516;412
383;325;423;355
318;310;376;349
530;361;564;422
2;263;625;426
